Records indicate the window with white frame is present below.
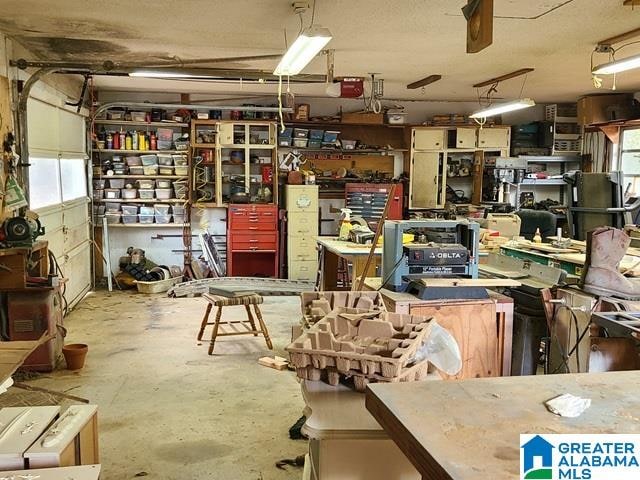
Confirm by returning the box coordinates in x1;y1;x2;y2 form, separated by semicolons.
619;128;640;195
28;155;87;210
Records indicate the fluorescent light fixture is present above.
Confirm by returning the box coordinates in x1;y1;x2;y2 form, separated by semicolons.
592;53;640;75
274;26;332;76
129;71;197;78
470;98;536;119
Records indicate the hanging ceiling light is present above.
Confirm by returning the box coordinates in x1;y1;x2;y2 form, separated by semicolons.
273;26;332;76
470;98;536;119
592;53;640;75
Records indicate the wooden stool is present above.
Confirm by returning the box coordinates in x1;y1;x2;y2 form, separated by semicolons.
197;293;273;354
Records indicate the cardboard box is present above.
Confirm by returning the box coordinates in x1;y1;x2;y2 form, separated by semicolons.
577;93;636;125
341;112;384;125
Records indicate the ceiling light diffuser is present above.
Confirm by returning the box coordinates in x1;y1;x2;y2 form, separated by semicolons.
592;53;640;75
274;26;332;76
470;98;536;119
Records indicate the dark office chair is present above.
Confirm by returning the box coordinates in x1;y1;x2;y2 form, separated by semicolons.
516;209;557;241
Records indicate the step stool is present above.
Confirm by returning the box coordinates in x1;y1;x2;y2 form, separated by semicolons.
197;293;273;354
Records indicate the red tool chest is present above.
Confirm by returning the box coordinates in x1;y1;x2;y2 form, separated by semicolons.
7;287;64;372
227;204;279;277
345;183;404;228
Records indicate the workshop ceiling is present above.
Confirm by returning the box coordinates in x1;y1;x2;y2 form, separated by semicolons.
1;0;640;102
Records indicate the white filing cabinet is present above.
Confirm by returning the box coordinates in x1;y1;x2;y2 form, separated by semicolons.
286;185;319;282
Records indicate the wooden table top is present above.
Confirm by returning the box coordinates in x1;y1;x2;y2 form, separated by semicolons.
366;371;640;480
315;236;382;257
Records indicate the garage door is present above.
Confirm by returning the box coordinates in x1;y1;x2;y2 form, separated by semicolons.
27;98;91;309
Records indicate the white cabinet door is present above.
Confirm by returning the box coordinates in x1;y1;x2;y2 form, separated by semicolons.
478;128;510;149
413;129;446;150
410;151;443;208
218;123;234;145
456;127;477;149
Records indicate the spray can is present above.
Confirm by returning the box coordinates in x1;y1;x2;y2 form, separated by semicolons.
112;131;120;149
125;132;132;150
132;130;138;150
338;208;353;240
138;132;146;151
150;132;157;151
119;132;126;150
106;132;113;149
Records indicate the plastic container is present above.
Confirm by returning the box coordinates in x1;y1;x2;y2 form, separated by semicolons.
105;202;121;213
140;154;158;166
308;139;322;149
122;214;138;224
121;205;138;215
172;205;185;215
386;112;407;125
137;179;155;189
93;205;106;216
93;179;106;189
280;127;293;138
129;166;144;176
155;213;172;224
172;211;186;223
105;213;121;224
143;165;159;176
159;166;174;176
309;129;324;140
155;188;172;200
175;140;189;151
173;181;188;199
92;189;104;201
139;189;155;199
156;179;172;189
126;156;142;166
104;188;121;199
341;139;357;150
131;111;146;122
294;128;309;138
174;165;188;176
293;138;308;148
109;178;125;189
279;137;292;147
157;154;173;166
323;131;340;143
138;214;154;224
107;110;124;120
154;204;171;215
121;188;137;199
135;276;182;294
62;344;88;370
140;206;155;216
172;155;188;166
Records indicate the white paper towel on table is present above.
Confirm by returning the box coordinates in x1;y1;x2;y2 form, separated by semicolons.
545;393;591;418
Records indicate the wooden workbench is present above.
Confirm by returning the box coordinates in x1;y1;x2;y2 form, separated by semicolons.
366;371;640;480
363;277;514;377
316;236;381;290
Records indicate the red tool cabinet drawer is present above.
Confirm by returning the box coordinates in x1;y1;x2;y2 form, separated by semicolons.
228;204;278;230
229;232;278;251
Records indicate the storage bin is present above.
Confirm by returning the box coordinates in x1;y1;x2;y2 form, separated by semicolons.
173;181;188;199
279;137;292;147
92;189;104;201
172;205;185;215
93;179;106;189
294;128;309;138
109;178;125;189
139;189;155;199
106;110;124;120
154;203;171;214
280;127;293;137
129;166;145;175
93;205;106;216
156;179;172;189
122;214;138;224
137;179;155;189
140;206;155;216
159;166;174;176
155;213;172;224
173;212;186;223
143;165;159;176
323;131;340;143
174;165;188;176
105;213;121;224
140;154;158;166
157;154;173;166
309;129;324;140
174;140;189;151
308;139;322;148
341;139;357;150
155;188;172;199
121;205;138;215
104;188;121;199
138;214;154;224
126;156;142;166
130;111;146;122
386;112;407;124
121;188;137;199
293;138;308;148
172;155;188;166
105;202;121;213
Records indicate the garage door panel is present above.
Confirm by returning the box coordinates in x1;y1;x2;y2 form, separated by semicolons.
62;200;90;228
60;243;91;308
28;99;59;154
59;109;86;154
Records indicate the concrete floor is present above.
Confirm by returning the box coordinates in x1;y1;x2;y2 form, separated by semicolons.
22;291;306;480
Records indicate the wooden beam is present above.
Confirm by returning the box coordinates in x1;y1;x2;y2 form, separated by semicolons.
473;68;535;88
623;0;640;6
406;75;442;90
598;27;640;46
466;0;494;54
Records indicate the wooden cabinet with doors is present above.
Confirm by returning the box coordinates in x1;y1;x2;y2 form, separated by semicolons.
409;151;445;209
478;127;510;149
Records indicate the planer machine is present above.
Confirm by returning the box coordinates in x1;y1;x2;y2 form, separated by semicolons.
382;219;480;294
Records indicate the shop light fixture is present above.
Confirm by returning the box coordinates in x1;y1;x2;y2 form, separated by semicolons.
592;53;640;75
470;98;536;119
273;26;332;76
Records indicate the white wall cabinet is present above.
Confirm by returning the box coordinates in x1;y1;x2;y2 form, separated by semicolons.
409;151;443;209
477;127;510;149
456;127;477;149
413;129;446;150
